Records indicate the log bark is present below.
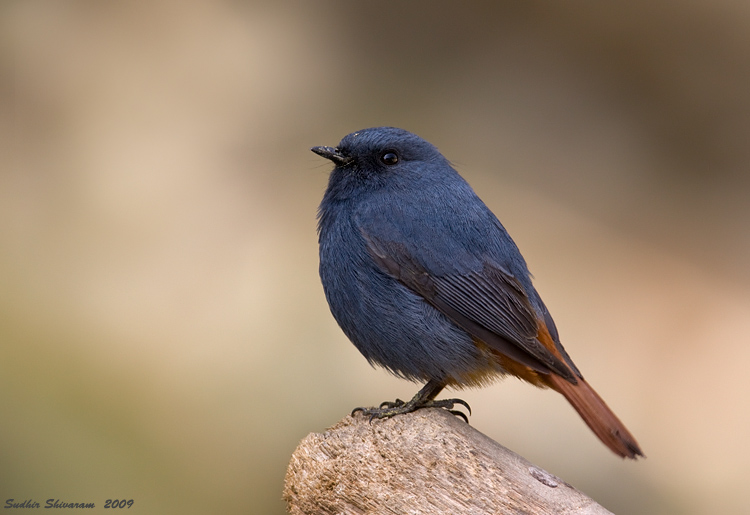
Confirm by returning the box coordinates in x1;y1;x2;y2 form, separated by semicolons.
284;408;611;514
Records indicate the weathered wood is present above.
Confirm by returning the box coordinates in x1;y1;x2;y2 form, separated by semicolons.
284;408;611;514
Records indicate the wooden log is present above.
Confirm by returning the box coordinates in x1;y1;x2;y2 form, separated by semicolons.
284;408;611;514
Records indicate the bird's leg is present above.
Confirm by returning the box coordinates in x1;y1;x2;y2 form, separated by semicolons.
352;379;471;423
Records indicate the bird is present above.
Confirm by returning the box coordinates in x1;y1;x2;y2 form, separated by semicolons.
312;126;643;459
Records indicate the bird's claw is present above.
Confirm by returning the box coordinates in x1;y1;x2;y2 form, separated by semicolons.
351;396;471;424
378;399;405;409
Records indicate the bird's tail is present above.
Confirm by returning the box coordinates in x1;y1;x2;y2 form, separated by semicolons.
545;374;644;459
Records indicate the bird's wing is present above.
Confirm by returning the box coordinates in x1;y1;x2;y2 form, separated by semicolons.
362;231;578;382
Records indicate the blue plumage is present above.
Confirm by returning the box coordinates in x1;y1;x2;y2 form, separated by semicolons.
317;127;547;384
312;126;642;458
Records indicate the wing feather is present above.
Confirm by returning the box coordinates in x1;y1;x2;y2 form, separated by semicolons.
363;232;577;383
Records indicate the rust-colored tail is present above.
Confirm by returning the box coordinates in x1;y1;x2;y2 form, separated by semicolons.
546;374;643;459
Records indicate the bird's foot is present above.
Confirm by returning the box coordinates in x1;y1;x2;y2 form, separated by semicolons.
352;395;471;423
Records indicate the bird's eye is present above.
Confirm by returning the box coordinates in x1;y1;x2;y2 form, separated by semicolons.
380;150;399;165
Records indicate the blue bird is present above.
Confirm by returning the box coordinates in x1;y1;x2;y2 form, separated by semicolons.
313;127;643;459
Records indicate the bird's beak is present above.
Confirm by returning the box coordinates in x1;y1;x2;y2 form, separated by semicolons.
311;146;353;166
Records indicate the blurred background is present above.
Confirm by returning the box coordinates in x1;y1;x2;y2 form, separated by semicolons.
2;1;749;513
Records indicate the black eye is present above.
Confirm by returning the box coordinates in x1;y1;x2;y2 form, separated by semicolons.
380;150;399;165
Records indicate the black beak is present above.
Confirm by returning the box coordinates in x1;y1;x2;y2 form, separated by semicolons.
311;146;353;166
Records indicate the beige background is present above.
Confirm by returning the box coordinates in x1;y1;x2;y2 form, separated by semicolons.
2;2;749;514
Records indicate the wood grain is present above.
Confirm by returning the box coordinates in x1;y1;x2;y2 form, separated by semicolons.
284;408;611;514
